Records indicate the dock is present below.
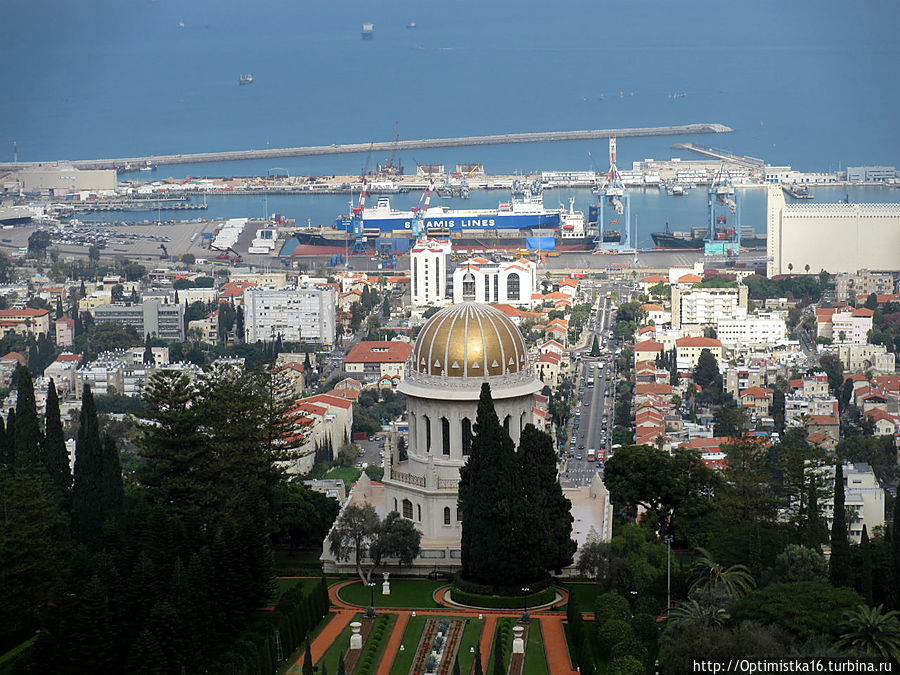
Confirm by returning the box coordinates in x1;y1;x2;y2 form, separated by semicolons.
670;142;764;169
0;123;732;172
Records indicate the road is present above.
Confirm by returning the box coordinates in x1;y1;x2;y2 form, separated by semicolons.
560;278;633;488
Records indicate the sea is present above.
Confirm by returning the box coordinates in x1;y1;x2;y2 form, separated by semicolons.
2;0;899;246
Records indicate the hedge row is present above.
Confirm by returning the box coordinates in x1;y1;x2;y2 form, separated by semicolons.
450;585;556;609
453;571;552;597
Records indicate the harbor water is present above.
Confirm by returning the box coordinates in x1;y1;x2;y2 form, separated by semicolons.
1;0;898;177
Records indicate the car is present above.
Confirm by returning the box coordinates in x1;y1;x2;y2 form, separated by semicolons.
575;453;583;461
584;400;590;406
578;443;585;450
356;461;363;467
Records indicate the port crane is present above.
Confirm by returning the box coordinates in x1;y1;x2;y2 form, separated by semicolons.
409;179;436;240
349;177;371;257
595;137;631;250
707;162;741;254
376;121;403;177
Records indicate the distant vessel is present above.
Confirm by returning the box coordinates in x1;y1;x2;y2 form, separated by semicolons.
362;23;374;39
783;183;814;199
177;20;185;28
406;22;417;29
239;74;253;85
651;223;765;249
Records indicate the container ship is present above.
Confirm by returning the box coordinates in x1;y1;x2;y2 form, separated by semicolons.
651;224;766;250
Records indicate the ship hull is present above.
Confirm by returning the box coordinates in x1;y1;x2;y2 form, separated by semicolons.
341;212;561;234
651;232;766;249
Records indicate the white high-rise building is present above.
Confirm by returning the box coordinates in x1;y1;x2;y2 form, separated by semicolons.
410;239;452;306
716;312;788;347
243;285;336;345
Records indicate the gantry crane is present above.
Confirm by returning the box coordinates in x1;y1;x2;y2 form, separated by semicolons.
377;120;403;177
409;179;436;240
707;162;741;255
349;177;371;257
595;137;631;250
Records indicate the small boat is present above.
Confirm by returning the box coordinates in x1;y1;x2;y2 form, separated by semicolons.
239;74;253;86
406;22;417;28
177;20;185;28
361;23;374;39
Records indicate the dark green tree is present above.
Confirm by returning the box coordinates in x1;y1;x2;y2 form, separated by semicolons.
830;462;852;588
0;413;8;472
136;371;206;520
492;628;505;675
303;639;313;675
473;642;483;675
518;424;576;574
590;335;601;357
72;384;105;548
13;366;42;471
860;525;873;605
693;349;720;388
4;408;14;472
804;473;825;550
894;497;900;609
143;333;154;364
126;628;167;675
459;383;534;585
71;573;117;673
42;378;71;496
100;432;124;525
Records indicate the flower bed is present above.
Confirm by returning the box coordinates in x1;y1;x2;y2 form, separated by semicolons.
436;620;464;675
411;619;437;675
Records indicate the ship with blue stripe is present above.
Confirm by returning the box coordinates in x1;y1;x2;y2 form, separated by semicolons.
335;191;561;234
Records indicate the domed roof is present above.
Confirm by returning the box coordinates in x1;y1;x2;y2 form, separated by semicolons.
411;303;528;378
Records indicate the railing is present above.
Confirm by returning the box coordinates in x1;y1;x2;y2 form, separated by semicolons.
437;478;459;490
390;470;425;487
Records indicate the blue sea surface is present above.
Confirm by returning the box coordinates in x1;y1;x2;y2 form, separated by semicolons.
2;0;898;176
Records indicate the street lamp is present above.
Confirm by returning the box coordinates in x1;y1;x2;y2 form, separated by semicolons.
521;586;531;623
664;535;673;615
366;582;376;618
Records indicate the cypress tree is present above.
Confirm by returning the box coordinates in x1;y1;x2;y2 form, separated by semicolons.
0;413;8;472
302;640;313;675
860;524;873;605
56;296;64;319
126;629;167;675
804;474;822;550
13;366;42;471
43;378;71;496
453;655;461;675
459;383;531;585
100;432;124;525
492;630;504;675
518;424;576;576
144;333;154;364
893;497;900;609
72;384;104;548
337;652;346;675
5;408;15;471
830;462;852;587
473;642;483;675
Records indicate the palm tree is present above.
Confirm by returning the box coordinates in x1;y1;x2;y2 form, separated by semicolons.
689;547;756;598
668;599;729;629
837;605;900;661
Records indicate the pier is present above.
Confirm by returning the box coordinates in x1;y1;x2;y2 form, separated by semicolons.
670;142;764;169
0;123;732;172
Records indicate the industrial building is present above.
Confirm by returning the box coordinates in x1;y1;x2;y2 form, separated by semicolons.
13;163;117;195
93;299;185;342
766;184;900;276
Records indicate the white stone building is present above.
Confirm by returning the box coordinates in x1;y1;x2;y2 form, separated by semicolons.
671;285;748;329
451;257;537;307
243;285;336;345
716;312;787;347
410;239;452;306
822;463;885;543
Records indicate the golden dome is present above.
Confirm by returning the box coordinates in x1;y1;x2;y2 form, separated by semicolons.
411;303;528;378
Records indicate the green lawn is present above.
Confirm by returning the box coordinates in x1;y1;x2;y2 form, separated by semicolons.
388;615;427;675
563;582;605;613
455;617;484;675
324;466;362;485
274;577;304;601
337;579;445;609
0;635;37;671
523;621;549;675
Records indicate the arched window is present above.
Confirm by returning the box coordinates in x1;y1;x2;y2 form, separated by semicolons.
402;499;413;519
424;415;431;452
506;272;521;301
503;415;511;434
417;504;422;521
444;507;451;525
462;272;476;301
441;416;451;455
461;417;473;456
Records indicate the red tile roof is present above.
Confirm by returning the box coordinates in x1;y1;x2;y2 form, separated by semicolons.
807;414;838;426
740;387;773;399
675;336;722;348
345;341;413;364
634;340;664;352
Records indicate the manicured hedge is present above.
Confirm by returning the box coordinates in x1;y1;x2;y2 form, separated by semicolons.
450;585;556;609
453;571;552;597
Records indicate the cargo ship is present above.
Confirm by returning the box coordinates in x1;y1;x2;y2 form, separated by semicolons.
337;191;561;234
651;223;765;249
